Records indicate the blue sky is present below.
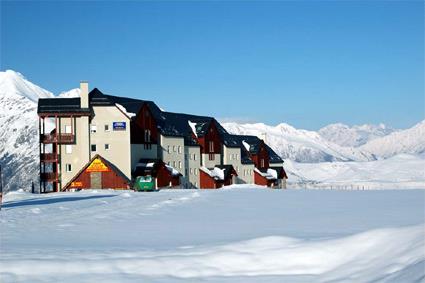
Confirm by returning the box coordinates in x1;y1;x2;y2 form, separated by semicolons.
1;1;423;130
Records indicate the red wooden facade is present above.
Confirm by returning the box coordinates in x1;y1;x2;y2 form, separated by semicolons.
254;170;274;187
251;141;270;169
197;121;222;155
199;167;236;189
64;155;130;190
131;103;158;144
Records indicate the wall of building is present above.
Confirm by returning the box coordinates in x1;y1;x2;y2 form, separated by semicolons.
89;106;132;180
184;146;201;187
201;153;221;168
237;164;255;184
59;116;90;189
159;135;185;176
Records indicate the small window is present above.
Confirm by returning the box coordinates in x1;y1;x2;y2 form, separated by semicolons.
209;141;214;152
90;125;97;133
194;170;198;176
178;146;182;154
190;168;193;175
193;154;196;161
65;145;72;154
167;146;170;153
173;145;176;152
104;124;110;132
261;158;265;168
235;154;238;160
173;161;176;168
65;125;72;134
65;164;72;172
91;144;97;152
105;144;110;150
178;161;182;169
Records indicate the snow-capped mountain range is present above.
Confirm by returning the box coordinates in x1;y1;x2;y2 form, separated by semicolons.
0;69;424;191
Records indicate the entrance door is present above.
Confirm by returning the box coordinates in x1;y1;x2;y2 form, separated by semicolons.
90;172;102;189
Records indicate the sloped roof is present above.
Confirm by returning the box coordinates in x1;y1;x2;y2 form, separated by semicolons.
38;97;91;114
63;154;130;190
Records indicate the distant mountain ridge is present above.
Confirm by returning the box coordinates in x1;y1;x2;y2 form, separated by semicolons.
0;69;423;191
318;123;397;147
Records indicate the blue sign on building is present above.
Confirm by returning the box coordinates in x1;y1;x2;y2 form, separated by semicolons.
113;122;126;131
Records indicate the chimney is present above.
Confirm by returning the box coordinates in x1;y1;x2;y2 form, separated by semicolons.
80;81;89;108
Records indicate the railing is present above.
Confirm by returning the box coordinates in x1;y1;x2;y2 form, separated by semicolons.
40;153;59;162
40;133;74;144
40;172;58;181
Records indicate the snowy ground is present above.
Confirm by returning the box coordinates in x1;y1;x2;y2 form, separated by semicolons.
287;154;425;189
1;186;424;283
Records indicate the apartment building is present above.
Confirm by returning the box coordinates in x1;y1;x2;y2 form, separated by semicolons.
38;82;287;192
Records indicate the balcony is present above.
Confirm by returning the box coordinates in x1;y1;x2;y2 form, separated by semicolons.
40;153;59;162
40;172;58;182
40;133;74;144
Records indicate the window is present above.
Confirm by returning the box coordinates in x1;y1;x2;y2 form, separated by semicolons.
144;144;152;150
178;146;182;154
261;158;265;168
173;161;176;168
178;161;182;169
195;170;198;176
173;145;176;152
209;141;214;152
90;125;97;133
104;124;110;132
189;154;192;160
209;153;215;160
65;164;72;172
65;125;72;134
193;154;196;161
190;168;193;175
235;154;238;160
91;144;97;152
105;144;110;150
250;170;253;176
144;129;151;142
167;146;170;153
65;145;72;154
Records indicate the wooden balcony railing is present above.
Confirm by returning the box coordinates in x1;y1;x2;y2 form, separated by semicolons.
40;153;59;162
40;133;74;144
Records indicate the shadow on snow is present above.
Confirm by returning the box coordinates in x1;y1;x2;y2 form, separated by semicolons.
2;194;116;209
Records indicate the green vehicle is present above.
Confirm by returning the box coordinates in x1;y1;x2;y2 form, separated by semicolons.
133;175;156;192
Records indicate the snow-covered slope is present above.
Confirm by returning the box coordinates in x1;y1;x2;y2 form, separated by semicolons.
58;88;80;98
222;122;375;163
359;120;425;158
288;154;425;189
1;188;424;282
0;70;54;192
319;123;396;147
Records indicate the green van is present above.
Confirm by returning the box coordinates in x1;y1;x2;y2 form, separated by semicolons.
133;176;156;192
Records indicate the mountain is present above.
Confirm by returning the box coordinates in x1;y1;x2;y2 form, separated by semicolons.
359;120;425;158
58;88;80;98
0;70;54;192
221;122;375;163
0;69;423;191
318;123;397;147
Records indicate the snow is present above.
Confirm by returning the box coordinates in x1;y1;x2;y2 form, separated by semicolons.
115;103;136;118
0;188;424;282
318;122;397;147
57;88;81;98
200;166;225;180
222;122;376;163
166;165;180;176
242;140;250;152
287;154;425;189
359;120;425;158
267;168;278;179
188;120;198;137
